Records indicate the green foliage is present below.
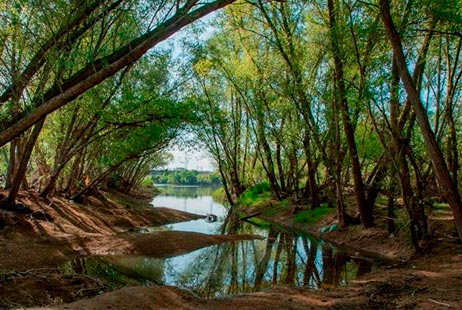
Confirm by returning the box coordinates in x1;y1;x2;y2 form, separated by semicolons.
294;206;334;224
238;182;271;207
211;187;227;203
140;176;154;188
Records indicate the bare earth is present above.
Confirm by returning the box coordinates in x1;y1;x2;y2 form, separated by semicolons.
0;190;461;309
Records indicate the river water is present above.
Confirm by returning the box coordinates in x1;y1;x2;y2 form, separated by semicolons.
60;185;378;298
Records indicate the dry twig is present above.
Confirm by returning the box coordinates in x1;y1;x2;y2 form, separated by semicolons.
428;298;451;308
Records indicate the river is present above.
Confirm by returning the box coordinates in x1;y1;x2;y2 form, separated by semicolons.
60;185;378;298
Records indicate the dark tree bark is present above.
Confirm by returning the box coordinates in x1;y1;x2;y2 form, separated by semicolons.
4;139;18;189
387;185;397;234
328;0;373;227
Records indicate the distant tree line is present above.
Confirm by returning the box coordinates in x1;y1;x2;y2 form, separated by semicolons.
152;169;222;186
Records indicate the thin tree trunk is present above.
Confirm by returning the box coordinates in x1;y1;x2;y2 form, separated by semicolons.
387;182;397;234
328;0;373;227
303;135;320;209
380;0;462;242
6;118;45;205
255;110;282;200
5;139;17;189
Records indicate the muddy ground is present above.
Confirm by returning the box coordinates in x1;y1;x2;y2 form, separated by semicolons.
0;190;461;309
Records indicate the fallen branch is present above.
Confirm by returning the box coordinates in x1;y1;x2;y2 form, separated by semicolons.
240;212;262;221
75;283;107;297
23;267;58;274
428;298;451;308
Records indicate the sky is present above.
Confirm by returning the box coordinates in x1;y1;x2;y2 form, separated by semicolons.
162;145;216;172
155;12;219;172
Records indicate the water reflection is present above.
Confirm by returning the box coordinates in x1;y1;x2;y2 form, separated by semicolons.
61;222;377;297
152;185;226;235
60;255;164;289
171;219;377;297
60;186;378;297
154;184;222;199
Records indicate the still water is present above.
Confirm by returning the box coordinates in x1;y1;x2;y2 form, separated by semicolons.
151;184;227;234
61;186;378;298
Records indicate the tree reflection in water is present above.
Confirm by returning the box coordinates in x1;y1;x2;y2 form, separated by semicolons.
171;209;378;298
61;208;378;297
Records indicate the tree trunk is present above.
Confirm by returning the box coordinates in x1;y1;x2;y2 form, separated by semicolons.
6;118;45;205
387;184;397;234
380;0;462;242
255;111;282;200
218;161;236;205
303;135;320;209
5;139;18;189
328;0;373;227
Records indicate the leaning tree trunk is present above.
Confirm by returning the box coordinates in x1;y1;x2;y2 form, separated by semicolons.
380;0;462;242
0;0;239;148
388;55;428;252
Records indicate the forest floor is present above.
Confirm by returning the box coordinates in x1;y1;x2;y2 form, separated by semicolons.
0;189;461;309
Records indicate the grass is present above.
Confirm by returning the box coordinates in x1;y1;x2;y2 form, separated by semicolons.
432;202;450;210
238;181;271;206
294;205;334;224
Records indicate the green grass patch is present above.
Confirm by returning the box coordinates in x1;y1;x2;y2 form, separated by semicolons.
238;181;271;206
294;206;333;224
432;202;450;210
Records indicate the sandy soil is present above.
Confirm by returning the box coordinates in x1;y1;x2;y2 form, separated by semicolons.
1;190;462;309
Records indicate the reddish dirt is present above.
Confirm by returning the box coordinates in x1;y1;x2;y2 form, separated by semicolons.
1;191;462;309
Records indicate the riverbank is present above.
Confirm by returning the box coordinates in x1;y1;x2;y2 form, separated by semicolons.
1;189;461;309
0;189;260;308
237;198;462;308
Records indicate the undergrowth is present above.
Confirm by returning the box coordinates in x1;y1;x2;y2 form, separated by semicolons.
294;204;333;224
238;181;271;206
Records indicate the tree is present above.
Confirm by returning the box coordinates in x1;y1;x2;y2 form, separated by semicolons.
380;0;462;242
0;1;238;205
0;1;239;148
